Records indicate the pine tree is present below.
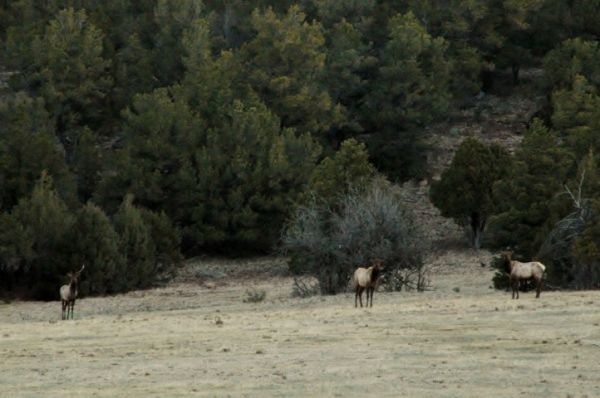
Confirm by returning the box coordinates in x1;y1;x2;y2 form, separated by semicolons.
306;138;377;205
68;202;124;294
0;93;73;211
240;5;342;138
113;194;156;290
551;75;600;158
26;8;112;144
365;12;451;181
7;172;74;298
488;120;575;257
431;138;512;249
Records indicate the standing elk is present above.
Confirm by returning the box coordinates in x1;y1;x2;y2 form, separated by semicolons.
352;259;384;308
502;252;546;299
60;264;85;320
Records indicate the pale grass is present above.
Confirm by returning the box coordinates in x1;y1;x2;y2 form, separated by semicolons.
1;251;599;397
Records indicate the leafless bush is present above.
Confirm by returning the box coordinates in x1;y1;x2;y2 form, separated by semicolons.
282;181;427;294
291;276;320;298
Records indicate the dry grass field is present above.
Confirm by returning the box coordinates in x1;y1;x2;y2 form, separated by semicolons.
1;253;600;397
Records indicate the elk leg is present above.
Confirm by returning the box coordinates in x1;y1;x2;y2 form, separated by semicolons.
61;300;66;320
369;288;374;307
536;278;542;298
71;301;75;319
358;287;364;308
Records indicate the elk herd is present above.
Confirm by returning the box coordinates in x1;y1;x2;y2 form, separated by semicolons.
349;251;547;309
58;252;546;320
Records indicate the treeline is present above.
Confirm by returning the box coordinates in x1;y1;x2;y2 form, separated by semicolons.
2;0;600;297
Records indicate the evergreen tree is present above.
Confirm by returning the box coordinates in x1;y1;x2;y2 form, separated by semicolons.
240;5;342;138
6;172;74;298
323;19;377;143
306;138;377;205
113;194;156;290
140;208;182;272
0;93;73;211
23;8;112;146
544;38;600;92
72;127;103;202
431;138;511;249
68;202;124;295
152;0;204;86
488;120;575;257
365;12;451;181
551;75;600;158
189;97;321;250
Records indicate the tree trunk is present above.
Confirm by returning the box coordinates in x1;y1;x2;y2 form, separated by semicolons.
511;63;520;86
470;212;486;249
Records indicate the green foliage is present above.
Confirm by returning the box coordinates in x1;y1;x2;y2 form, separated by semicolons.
241;5;342;137
23;8;112;143
365;12;451;181
113;194;156;290
72;127;102;202
189;98;321;250
8;0;600;295
305;138;376;205
152;0;205;86
323;18;376;140
537;151;600;289
551;75;600;158
68;202;124;295
0;93;73;210
283;181;425;294
140;209;182;273
488;120;575;257
544;38;600;91
0;173;73;299
431;138;512;249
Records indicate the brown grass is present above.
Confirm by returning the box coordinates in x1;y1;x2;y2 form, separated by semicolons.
1;252;599;397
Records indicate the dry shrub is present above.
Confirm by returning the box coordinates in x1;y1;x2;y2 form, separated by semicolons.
283;180;427;294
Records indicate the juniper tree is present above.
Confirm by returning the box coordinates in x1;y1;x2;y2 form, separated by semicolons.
431;138;511;249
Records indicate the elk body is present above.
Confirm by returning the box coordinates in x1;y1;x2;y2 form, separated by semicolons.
351;259;384;308
60;265;84;320
502;252;546;299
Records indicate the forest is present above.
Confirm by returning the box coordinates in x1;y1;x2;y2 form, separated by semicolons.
2;0;600;299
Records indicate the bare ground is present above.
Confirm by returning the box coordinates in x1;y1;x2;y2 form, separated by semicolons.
1;253;600;398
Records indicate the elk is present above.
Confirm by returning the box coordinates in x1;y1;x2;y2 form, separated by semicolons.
502;252;546;299
60;264;85;320
352;259;384;308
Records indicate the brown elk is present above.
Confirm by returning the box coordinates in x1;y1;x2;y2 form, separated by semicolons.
502;252;546;299
60;265;85;320
352;259;384;308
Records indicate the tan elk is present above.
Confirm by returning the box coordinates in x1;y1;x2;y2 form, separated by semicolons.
352;259;384;308
60;265;85;320
502;252;546;299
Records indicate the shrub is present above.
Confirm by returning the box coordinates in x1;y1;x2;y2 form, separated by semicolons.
243;289;266;303
283;180;426;294
113;195;157;291
67;202;124;295
0;173;74;299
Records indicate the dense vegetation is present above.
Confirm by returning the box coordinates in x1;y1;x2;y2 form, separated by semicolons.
3;0;600;296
